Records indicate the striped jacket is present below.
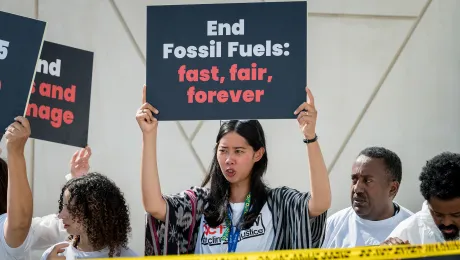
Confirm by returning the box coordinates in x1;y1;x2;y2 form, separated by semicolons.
144;186;327;255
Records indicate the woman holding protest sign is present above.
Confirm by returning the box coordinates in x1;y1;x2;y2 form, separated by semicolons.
138;85;331;255
0;117;34;260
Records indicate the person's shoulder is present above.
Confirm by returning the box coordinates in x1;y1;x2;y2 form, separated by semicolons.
392;209;422;231
270;186;299;192
166;186;210;198
326;207;353;223
387;209;426;240
120;247;139;256
0;213;6;225
329;207;354;219
0;213;34;254
268;186;307;197
40;242;71;260
396;203;415;218
46;241;71;250
188;186;210;196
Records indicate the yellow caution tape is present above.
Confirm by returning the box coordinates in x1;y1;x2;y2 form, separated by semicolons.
90;240;460;260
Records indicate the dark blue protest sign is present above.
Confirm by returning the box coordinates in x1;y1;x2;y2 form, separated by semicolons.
26;41;94;148
146;1;306;121
0;11;46;135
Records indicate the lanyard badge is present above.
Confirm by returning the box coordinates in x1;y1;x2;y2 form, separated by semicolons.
221;193;251;253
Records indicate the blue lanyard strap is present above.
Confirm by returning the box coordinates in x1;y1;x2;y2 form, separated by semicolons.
221;193;251;252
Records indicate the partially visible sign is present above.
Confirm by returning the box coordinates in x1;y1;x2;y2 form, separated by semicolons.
0;11;46;134
27;41;94;147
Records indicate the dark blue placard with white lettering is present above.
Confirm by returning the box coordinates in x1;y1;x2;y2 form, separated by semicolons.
146;1;306;121
0;11;46;135
27;41;94;148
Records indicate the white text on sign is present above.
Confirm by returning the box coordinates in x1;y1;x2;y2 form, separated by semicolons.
0;39;10;60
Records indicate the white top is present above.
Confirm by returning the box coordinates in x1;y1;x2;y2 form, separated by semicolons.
31;213;69;249
322;203;413;248
30;214;69;259
0;213;69;260
41;242;138;259
194;202;274;254
387;201;450;244
0;213;34;260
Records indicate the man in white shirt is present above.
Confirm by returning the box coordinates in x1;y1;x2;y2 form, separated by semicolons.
322;147;413;248
384;152;460;245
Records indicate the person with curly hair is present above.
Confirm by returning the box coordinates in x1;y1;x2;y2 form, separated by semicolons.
40;173;138;259
1;144;96;259
383;152;460;245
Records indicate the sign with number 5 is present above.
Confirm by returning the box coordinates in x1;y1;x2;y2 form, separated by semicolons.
0;11;46;136
0;39;9;60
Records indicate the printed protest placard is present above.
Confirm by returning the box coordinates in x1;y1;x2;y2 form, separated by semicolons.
27;41;94;148
0;11;46;135
146;1;307;121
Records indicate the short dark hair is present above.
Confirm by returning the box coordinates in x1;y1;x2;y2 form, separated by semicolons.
358;147;402;183
419;152;460;201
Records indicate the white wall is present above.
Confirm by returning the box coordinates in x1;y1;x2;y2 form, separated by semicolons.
1;0;459;257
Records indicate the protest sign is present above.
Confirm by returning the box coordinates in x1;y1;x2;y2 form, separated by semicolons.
146;1;307;120
0;11;46;134
27;41;94;147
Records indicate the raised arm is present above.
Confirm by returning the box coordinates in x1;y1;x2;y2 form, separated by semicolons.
136;85;167;221
294;87;331;217
3;116;33;248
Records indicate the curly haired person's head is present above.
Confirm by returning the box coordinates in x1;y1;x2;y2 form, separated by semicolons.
419;152;460;241
57;172;131;257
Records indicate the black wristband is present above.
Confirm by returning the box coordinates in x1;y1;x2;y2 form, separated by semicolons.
303;134;318;144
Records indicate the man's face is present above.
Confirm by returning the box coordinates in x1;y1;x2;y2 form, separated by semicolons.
428;197;460;241
350;155;397;220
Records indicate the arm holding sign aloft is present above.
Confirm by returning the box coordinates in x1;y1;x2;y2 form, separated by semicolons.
3;117;33;249
293;87;331;217
136;85;167;221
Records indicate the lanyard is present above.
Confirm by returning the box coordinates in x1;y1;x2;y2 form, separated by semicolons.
221;193;251;253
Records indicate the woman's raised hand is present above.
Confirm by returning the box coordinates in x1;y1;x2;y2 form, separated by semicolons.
294;87;317;140
136;85;159;134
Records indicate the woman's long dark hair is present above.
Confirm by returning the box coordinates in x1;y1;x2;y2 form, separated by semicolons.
202;120;269;229
0;158;7;215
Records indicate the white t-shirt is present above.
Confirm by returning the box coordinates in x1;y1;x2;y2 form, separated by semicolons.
0;213;34;260
30;214;69;259
0;213;68;260
195;202;274;254
387;201;449;244
322;203;413;248
40;241;138;259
